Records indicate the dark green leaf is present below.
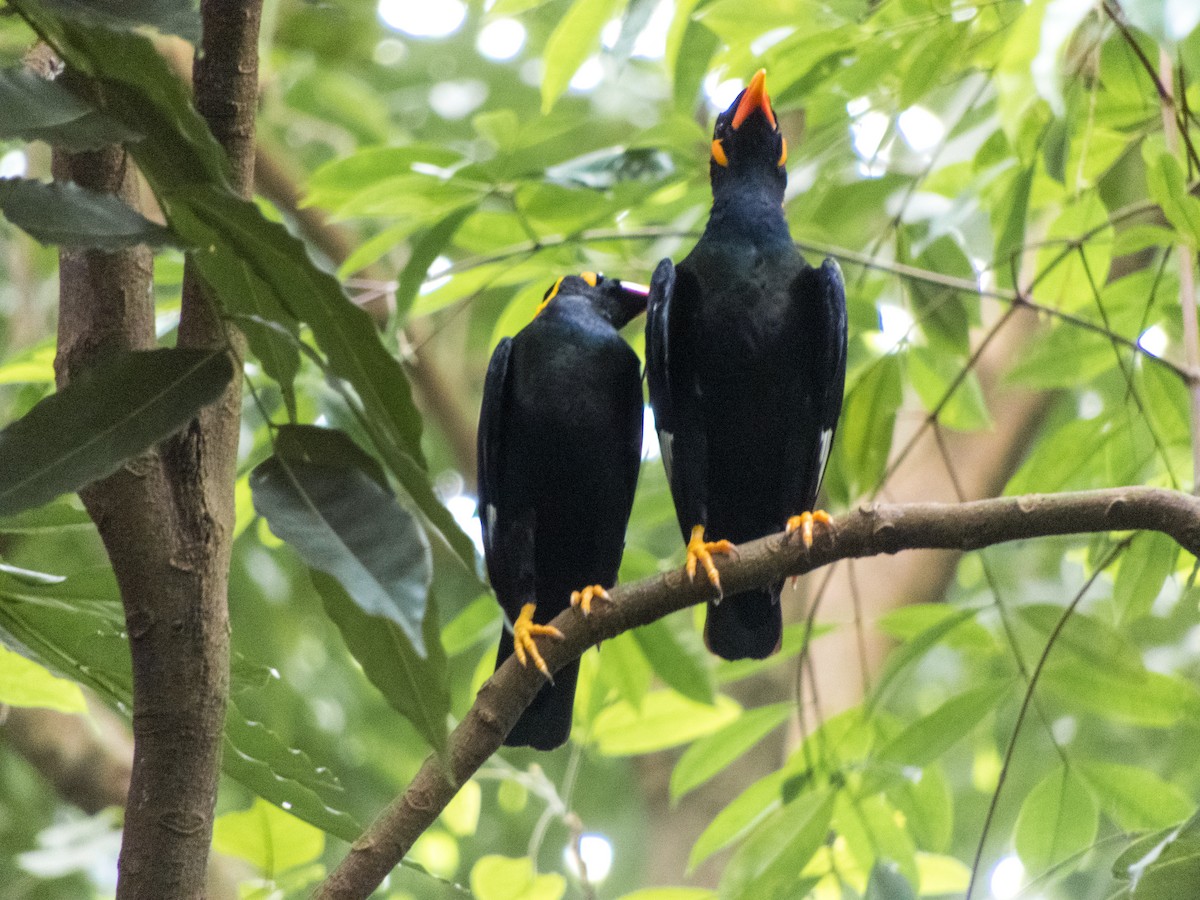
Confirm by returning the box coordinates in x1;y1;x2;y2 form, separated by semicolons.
38;0;201;42
865;860;917;900
0;348;233;516
394;204;477;320
311;571;449;753
0;67;141;149
222;699;360;843
0;177;181;249
1017;604;1145;677
250;449;432;654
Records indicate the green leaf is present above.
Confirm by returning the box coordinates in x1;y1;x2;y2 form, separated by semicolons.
865;861;917;900
719;787;835;900
618;890;716;900
212;797;325;874
541;0;628;113
877;684;1008;767
1017;604;1145;677
632;615;714;705
470;855;565;900
689;769;791;871
1079;762;1194;832
1042;662;1200;726
868;608;977;712
38;0;201;42
394;204;477;320
0;177;181;249
0;348;233;516
250;432;433;653
1113;531;1178;624
906;234;973;354
905;346;992;432
1122;813;1200;899
836;353;903;496
1032;191;1112;311
1015;765;1099;875
0;67;141;149
591;690;740;756
670;703;791;801
599;630;653;709
0;644;86;713
714;621;834;683
311;571;449;753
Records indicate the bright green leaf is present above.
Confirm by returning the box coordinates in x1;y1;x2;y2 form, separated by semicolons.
470;855;566;900
1015;765;1099;875
1113;531;1178;624
671;703;791;801
212;797;325;874
0;644;86;713
719;787;835;899
541;0;628;113
592;690;740;756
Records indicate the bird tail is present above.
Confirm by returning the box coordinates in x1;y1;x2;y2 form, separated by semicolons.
501;659;579;751
704;584;782;660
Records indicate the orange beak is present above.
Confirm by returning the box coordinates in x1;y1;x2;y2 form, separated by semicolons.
731;69;777;131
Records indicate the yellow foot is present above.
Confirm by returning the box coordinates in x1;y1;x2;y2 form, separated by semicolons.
786;510;834;549
570;584;610;616
686;525;736;595
513;603;564;679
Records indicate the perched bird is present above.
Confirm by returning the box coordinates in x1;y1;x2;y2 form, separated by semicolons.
646;69;847;660
479;272;647;749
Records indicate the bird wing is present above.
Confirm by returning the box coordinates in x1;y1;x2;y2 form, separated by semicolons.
647;257;708;534
784;258;848;512
477;337;535;621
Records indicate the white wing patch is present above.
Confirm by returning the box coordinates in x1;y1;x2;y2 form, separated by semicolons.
659;430;675;483
817;428;833;481
485;503;497;550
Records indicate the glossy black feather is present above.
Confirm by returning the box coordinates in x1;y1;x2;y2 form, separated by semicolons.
478;275;645;749
647;76;848;661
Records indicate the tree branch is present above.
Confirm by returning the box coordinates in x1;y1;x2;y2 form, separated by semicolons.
315;486;1200;899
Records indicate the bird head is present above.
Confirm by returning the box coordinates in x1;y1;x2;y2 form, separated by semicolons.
535;272;649;329
709;69;787;199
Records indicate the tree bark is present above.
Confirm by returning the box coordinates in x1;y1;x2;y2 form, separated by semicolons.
315;486;1200;899
51;2;261;895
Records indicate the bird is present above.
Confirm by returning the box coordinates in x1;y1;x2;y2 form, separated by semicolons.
478;272;647;749
646;69;848;660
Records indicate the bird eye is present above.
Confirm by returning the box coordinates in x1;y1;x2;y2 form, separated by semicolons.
711;139;728;167
778;137;787;167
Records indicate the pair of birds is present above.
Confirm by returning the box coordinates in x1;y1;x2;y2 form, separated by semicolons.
478;71;849;750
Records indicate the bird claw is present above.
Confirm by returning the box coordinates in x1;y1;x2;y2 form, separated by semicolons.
686;525;735;596
513;603;564;680
786;510;833;549
570;584;611;616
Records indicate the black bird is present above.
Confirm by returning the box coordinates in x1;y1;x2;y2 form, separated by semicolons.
479;272;647;749
646;69;847;660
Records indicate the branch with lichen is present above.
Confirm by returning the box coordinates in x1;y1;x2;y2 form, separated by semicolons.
313;486;1200;899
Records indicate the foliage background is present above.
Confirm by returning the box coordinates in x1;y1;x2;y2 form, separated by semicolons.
3;0;1200;898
